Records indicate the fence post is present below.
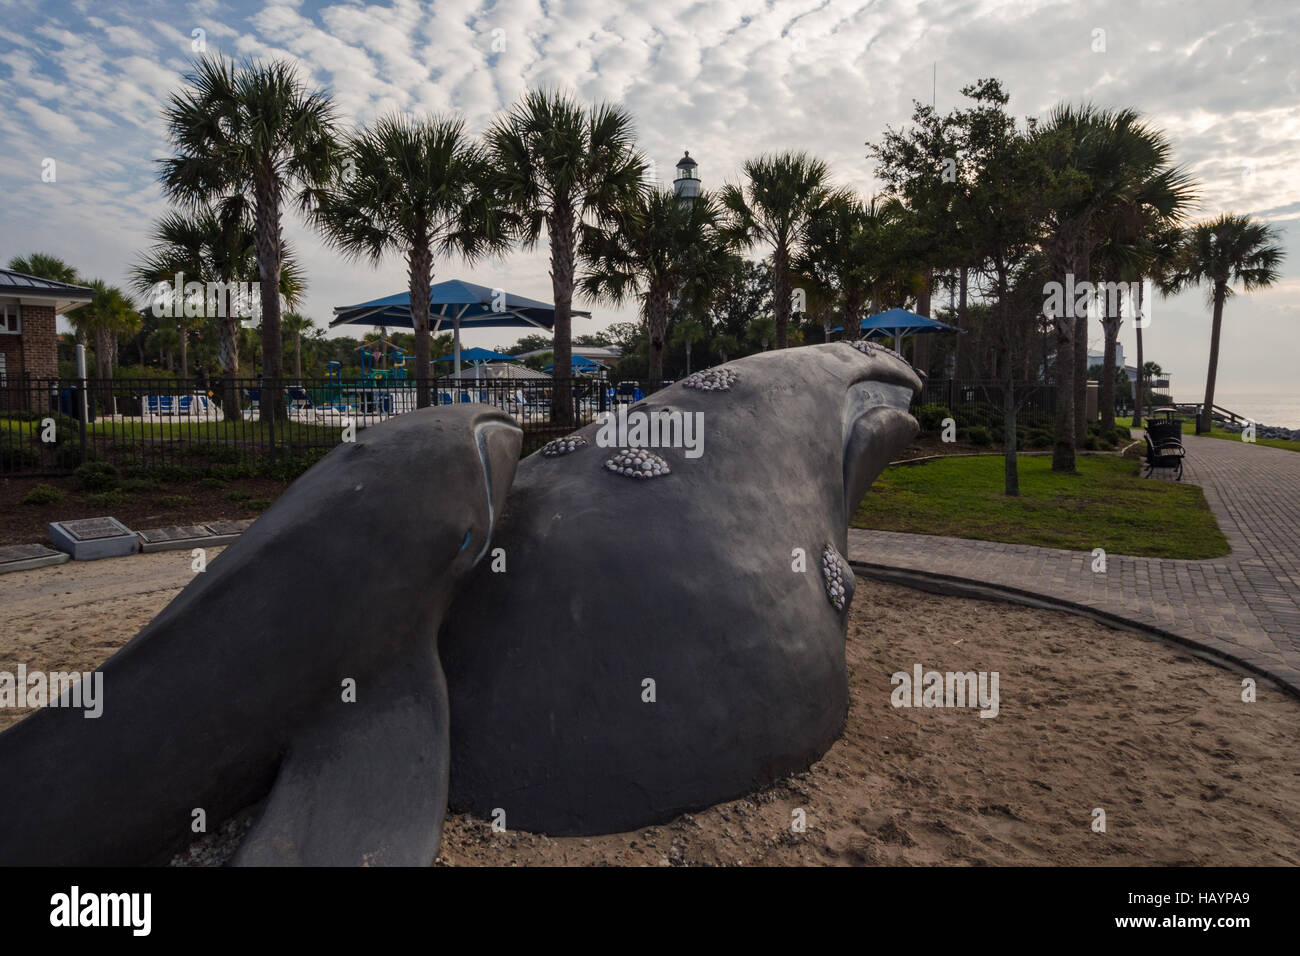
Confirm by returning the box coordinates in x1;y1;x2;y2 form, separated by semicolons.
267;378;277;464
75;344;88;466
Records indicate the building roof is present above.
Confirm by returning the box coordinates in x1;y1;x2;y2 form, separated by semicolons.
675;151;697;168
0;269;95;313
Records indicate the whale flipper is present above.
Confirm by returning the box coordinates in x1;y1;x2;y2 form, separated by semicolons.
232;643;449;867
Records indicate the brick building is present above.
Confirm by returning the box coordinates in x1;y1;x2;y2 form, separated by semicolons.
0;269;94;404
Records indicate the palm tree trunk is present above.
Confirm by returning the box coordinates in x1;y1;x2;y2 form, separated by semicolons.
549;208;577;426
255;172;286;421
646;287;670;383
408;241;434;409
1099;285;1120;434
1200;283;1226;434
772;245;791;350
179;328;189;382
1134;281;1145;432
1073;249;1091;448
1052;312;1076;472
294;332;303;381
219;316;242;418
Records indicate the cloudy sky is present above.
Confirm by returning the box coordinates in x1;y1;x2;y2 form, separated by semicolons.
1;0;1296;398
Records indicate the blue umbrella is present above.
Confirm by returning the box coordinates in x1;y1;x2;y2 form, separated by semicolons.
332;279;590;377
858;308;963;346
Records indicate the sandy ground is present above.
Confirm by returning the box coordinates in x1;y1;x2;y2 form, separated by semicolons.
1;549;1297;866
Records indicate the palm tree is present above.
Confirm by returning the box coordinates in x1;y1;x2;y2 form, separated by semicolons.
281;312;314;381
487;90;645;423
671;318;708;375
131;206;306;415
6;253;79;284
579;188;731;383
316;113;509;408
1169;214;1285;433
71;282;140;414
1132;223;1184;429
1039;105;1194;468
158;54;339;420
720;152;834;350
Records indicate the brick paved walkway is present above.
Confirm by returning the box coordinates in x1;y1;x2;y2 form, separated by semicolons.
849;434;1300;693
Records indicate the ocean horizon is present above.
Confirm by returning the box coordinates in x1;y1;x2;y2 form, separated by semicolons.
1174;392;1300;430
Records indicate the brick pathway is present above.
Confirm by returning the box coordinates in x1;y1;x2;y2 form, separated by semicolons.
848;434;1300;693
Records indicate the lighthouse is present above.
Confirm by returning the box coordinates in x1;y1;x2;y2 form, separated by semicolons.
673;150;700;201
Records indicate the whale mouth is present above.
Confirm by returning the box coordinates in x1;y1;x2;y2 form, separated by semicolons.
841;379;920;522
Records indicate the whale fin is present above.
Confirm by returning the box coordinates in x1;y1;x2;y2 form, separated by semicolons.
842;385;920;521
231;641;449;867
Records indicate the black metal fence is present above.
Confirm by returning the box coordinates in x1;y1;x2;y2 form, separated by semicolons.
0;375;671;478
914;379;1056;430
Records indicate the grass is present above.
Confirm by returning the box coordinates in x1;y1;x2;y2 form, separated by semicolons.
0;417;340;441
852;453;1230;559
1118;416;1300;454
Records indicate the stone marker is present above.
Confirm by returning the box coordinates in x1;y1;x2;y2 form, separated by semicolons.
137;526;215;554
48;517;138;561
0;543;70;574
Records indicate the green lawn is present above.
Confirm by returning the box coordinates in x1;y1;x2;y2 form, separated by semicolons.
1118;416;1300;454
0;417;342;441
853;453;1230;559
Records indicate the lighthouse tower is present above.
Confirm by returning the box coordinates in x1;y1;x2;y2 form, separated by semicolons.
673;151;700;202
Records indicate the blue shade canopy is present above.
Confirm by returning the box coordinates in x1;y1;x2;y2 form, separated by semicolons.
433;347;518;364
859;308;963;337
543;354;606;371
331;279;590;332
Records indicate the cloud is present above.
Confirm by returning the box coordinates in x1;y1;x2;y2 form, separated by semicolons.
0;0;1296;394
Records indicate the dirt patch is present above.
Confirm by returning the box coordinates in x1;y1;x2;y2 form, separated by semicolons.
0;475;291;547
1;556;1295;866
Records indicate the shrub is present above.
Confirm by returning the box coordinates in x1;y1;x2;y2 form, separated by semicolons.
914;404;954;434
200;476;225;489
241;498;273;512
85;489;126;509
0;443;40;472
120;477;160;493
225;490;251;502
965;425;992;447
158;494;192;508
74;460;120;491
21;483;63;506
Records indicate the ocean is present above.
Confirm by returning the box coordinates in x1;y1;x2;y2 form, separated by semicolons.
1191;393;1300;429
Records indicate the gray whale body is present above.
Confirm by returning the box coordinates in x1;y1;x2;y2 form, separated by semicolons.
439;342;921;835
0;404;520;866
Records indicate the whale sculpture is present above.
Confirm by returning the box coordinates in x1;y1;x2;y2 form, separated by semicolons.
0;404;520;866
439;341;920;834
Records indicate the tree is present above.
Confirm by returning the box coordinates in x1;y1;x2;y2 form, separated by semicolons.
71;282;141;414
159;54;340;420
488;90;645;423
579;188;732;382
131;206;306;414
1169;214;1285;433
719;152;835;350
670;318;707;375
6;253;79;284
281;312;314;381
316;113;509;407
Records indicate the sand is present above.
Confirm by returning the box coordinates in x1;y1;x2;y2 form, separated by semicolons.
1;550;1297;866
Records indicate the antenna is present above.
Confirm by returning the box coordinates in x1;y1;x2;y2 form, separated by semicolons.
932;62;936;110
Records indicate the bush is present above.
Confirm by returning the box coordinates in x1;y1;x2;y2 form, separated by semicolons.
158;494;192;508
85;489;126;509
965;425;992;447
225;490;251;502
0;443;40;472
200;476;225;489
74;460;120;491
242;498;273;512
120;477;160;493
22;483;63;506
914;404;954;434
